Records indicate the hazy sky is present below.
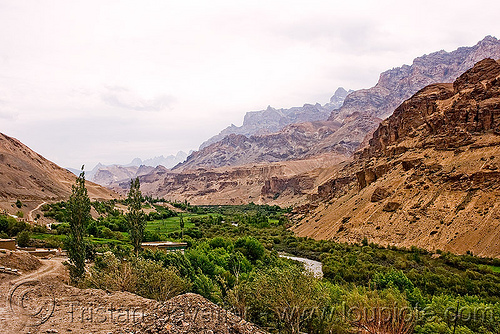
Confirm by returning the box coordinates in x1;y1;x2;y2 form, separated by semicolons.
1;0;499;168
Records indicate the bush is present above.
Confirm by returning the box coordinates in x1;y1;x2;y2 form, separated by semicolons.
234;237;265;263
87;252;190;301
17;230;31;247
0;216;8;233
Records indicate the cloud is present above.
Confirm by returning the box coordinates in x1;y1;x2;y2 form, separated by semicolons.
0;99;18;120
100;86;175;112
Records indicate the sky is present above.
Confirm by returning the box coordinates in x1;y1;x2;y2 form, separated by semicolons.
0;0;499;169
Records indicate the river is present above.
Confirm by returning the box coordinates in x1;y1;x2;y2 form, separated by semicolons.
279;254;323;278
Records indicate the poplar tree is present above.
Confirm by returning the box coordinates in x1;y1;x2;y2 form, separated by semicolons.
179;212;184;238
127;178;145;256
67;166;91;283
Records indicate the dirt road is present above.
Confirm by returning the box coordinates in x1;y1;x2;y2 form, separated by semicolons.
0;257;64;333
27;201;47;223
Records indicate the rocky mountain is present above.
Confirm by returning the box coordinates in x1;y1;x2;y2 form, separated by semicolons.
176;36;500;171
124;151;189;168
91;164;155;186
0;132;116;202
70;151;189;186
292;59;500;258
110;155;348;206
177;114;379;171
330;35;500;123
199;87;352;149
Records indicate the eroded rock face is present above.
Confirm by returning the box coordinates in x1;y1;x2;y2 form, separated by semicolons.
293;58;500;258
366;58;500;157
329;36;500;123
200;88;353;149
181;37;500;171
176;121;348;170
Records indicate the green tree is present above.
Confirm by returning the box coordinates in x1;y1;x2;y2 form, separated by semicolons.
67;167;91;283
16;230;31;247
179;212;184;238
127;178;145;256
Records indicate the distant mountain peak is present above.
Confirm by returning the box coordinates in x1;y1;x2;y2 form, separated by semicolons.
199;87;351;150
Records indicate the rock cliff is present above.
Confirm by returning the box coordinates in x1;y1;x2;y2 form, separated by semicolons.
293;59;500;258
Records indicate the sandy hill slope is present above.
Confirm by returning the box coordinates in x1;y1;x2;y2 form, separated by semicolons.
292;58;500;258
0;132;117;202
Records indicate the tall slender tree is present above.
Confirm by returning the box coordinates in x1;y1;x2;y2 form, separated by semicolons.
67;166;91;283
127;178;145;256
179;212;184;238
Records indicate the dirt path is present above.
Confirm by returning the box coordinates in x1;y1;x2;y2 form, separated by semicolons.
0;258;64;333
27;201;47;223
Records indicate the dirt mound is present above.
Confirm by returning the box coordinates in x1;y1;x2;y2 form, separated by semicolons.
0;250;42;271
126;293;267;334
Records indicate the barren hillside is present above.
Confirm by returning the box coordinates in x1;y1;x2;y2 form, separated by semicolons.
0;132;117;202
293;58;500;258
111;154;348;206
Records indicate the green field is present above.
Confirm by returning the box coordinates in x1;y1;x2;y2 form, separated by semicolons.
144;213;202;234
489;265;500;273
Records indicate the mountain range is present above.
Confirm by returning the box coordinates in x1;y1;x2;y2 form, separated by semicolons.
293;58;500;257
67;151;189;186
199;87;353;149
173;36;500;171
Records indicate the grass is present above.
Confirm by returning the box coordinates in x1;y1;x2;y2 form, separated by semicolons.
489;265;500;273
31;232;128;246
145;213;204;235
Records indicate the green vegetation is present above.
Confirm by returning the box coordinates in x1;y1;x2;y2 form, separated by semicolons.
16;230;31;247
126;178;146;256
145;214;196;236
26;197;500;333
67;168;91;283
489;265;500;273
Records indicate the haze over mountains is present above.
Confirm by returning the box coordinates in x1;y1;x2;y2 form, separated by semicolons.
199;87;353;149
2;36;500;258
173;36;500;171
67;151;189;186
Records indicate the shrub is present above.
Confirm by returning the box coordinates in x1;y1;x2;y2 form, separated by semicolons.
87;252;189;301
17;230;31;247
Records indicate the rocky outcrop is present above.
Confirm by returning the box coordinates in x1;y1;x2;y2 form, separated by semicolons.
111;157;340;206
370;187;392;202
179;37;500;171
261;175;315;198
365;58;500;157
329;36;500;123
91;165;155;186
293;59;500;258
176;121;350;170
126;293;267;334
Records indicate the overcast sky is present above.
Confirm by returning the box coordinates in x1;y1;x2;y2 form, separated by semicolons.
0;0;499;168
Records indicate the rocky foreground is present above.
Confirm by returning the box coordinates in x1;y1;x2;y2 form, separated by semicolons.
0;252;266;334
